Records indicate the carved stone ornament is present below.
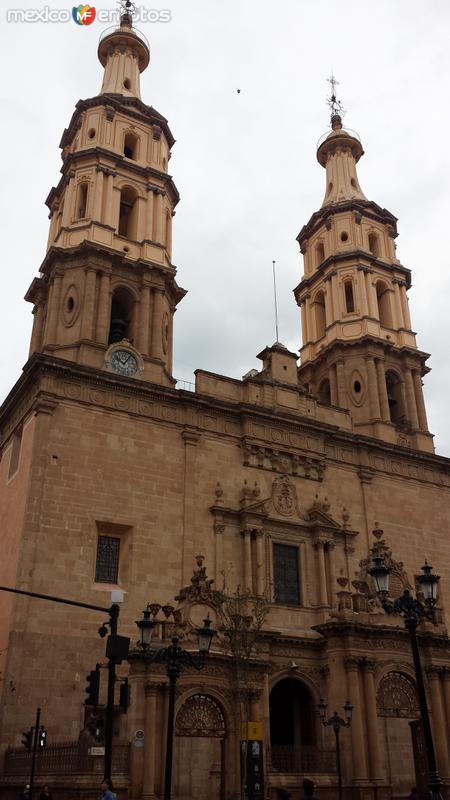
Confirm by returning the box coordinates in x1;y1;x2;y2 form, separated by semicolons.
376;671;419;718
175;693;226;738
272;475;299;517
175;555;219;605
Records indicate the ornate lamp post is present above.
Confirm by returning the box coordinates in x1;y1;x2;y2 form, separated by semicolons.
136;605;215;800
318;698;352;800
369;556;443;800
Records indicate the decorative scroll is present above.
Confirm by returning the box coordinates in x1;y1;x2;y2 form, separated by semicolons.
376;672;419;718
175;694;226;738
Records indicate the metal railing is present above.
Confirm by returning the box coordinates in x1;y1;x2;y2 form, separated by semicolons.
98;24;150;51
317;127;362;149
175;379;195;392
4;742;130;776
270;744;336;773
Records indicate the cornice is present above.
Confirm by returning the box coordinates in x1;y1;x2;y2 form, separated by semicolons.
298;335;431;373
294;251;412;297
59;94;175;150
1;355;450;486
296;199;398;246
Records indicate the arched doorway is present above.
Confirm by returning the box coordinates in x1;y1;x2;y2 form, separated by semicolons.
269;678;318;773
377;671;420;797
173;693;226;800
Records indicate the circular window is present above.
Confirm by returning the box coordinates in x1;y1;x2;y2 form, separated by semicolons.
88;128;96;139
67;296;75;313
341;232;348;242
62;285;80;327
354;380;361;393
123;78;131;90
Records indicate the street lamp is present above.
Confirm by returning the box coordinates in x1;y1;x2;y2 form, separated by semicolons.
318;698;352;800
369;557;443;800
136;605;215;800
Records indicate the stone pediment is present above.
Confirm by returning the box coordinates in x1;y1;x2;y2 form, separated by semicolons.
306;506;341;530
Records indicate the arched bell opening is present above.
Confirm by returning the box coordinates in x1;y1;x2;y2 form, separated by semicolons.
314;291;326;340
376;280;393;328
108;287;134;344
118;186;139;239
318;377;331;406
269;678;320;773
385;370;406;425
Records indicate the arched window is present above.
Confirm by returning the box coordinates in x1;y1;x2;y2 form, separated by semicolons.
123;132;138;160
344;280;355;313
76;181;89;220
315;242;325;267
314;291;326;340
368;232;380;258
108;287;134;344
385;370;406;425
376;281;393;328
318;378;331;405
118;186;138;239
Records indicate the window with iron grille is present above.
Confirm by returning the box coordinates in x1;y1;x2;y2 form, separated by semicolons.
95;535;120;584
273;543;300;605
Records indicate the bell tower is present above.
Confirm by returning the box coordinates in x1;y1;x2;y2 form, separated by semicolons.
295;79;433;453
25;6;185;386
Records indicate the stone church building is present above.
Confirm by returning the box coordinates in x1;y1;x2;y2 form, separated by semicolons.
1;12;450;800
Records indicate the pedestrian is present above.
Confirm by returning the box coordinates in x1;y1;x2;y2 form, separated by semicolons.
39;786;53;800
99;779;116;800
19;785;30;800
302;778;318;800
409;789;420;800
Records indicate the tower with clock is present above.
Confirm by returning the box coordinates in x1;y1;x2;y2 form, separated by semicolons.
25;10;185;386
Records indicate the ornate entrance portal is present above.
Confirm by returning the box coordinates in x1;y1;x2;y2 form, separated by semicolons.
173;694;226;800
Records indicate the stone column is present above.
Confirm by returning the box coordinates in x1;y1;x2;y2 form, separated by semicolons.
300;300;308;346
61;176;75;227
153;191;163;243
345;658;368;781
427;667;450;777
330;271;339;319
326;542;336;608
103;172;115;228
29;303;45;356
357;268;369;316
151;288;164;360
44;272;63;344
181;430;200;584
96;271;111;343
399;282;412;329
412;369;429;431
329;364;338;406
304;295;311;343
250;689;261;723
138;283;151;355
336;360;347;408
404;368;419;428
324;287;333;328
93;168;104;222
81;268;97;340
365;270;377;317
442;669;450;762
145;190;154;240
142;683;158;799
255;530;265;596
376;359;390;422
242;529;253;591
393;280;404;328
214;523;224;585
314;539;328;606
361;659;383;781
366;357;381;419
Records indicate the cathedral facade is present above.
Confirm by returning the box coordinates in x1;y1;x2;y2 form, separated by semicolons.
1;13;450;800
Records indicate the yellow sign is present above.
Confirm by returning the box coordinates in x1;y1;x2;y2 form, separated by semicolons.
241;721;263;740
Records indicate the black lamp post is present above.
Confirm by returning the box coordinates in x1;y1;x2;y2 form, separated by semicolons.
318;698;352;800
136;605;215;800
369;556;443;800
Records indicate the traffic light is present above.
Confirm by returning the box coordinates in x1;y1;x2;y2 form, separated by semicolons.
21;727;33;751
119;678;129;711
84;668;100;707
38;726;48;749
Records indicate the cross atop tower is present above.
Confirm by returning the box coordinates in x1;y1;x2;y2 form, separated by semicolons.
118;0;136;25
326;72;345;124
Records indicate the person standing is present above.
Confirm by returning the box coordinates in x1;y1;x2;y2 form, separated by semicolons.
301;778;317;800
99;779;116;800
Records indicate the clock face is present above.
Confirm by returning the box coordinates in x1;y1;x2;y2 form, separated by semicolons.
110;349;139;377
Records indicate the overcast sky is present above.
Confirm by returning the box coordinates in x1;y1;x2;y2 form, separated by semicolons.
1;0;450;455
